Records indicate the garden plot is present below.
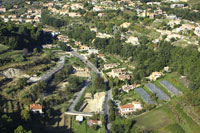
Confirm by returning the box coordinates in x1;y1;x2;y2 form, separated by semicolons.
146;83;170;101
159;80;182;96
135;88;156;104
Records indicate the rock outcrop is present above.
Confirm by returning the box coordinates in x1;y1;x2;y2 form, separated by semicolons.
1;68;29;78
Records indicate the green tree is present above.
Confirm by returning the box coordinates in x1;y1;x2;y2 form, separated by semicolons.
21;109;31;121
92;75;106;92
14;125;32;133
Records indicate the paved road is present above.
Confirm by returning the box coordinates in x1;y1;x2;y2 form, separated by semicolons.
27;56;65;83
68;78;90;112
69;50;112;132
70;51;102;76
104;88;112;132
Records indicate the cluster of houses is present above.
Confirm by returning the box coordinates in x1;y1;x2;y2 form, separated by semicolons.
0;2;41;24
106;67;132;81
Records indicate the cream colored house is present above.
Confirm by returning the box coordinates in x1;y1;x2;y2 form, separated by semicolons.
147;72;163;81
120;22;131;28
122;84;140;93
126;36;139;45
104;63;118;70
119;102;143;116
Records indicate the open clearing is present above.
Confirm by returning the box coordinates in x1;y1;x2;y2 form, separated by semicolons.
73;120;104;133
83;92;105;113
134;106;173;131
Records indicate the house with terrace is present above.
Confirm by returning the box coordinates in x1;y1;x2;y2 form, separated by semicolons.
122;84;141;93
119;101;143;116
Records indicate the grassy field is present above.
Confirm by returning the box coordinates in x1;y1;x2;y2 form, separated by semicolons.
134;105;174;131
132;73;200;132
133;103;193;133
72;120;105;133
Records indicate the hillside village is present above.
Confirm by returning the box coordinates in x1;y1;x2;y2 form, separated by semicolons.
0;0;200;132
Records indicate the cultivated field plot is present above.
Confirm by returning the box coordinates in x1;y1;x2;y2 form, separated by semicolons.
146;83;170;101
135;88;156;104
159;80;183;96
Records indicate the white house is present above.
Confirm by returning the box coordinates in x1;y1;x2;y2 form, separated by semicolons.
71;3;83;10
76;115;84;122
120;22;131;28
167;14;177;20
170;4;184;8
68;12;81;17
119;102;142;116
0;8;6;12
126;36;139;45
111;68;126;78
104;63;118;70
194;26;200;37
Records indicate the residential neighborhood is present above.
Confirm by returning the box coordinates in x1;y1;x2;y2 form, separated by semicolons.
0;0;200;132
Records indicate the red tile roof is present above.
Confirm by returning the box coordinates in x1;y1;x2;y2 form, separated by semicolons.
30;104;42;110
120;104;134;109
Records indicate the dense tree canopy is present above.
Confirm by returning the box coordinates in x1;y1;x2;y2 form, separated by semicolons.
0;20;52;50
41;10;68;28
66;25;96;44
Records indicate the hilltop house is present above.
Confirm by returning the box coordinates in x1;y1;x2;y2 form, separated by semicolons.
76;115;84;122
168;20;181;28
87;120;102;127
96;32;113;38
118;75;131;81
122;84;140;93
90;27;97;32
119;102;143;116
120;22;131;28
71;3;83;10
68;12;81;17
57;35;69;42
126;36;139;45
80;45;90;51
167;14;177;20
180;24;195;31
93;6;103;11
109;68;131;81
170;4;184;8
97;54;106;61
88;49;99;55
30;104;43;114
0;8;6;12
194;26;200;37
104;63;118;70
147;72;163;81
42;44;57;49
111;68;126;78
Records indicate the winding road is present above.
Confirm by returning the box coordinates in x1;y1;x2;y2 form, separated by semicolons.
27;56;65;83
